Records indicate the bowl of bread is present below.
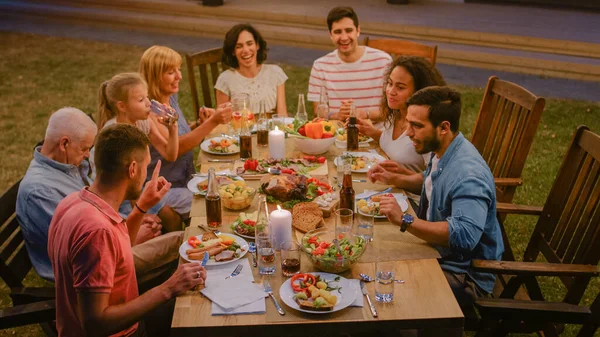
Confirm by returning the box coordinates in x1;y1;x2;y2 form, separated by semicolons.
300;228;367;274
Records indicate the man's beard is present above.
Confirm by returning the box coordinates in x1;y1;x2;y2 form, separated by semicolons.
124;176;144;201
415;133;441;155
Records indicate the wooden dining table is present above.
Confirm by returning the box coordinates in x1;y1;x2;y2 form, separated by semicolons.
170;128;464;336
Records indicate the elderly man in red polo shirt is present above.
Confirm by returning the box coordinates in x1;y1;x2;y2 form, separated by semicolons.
49;124;206;337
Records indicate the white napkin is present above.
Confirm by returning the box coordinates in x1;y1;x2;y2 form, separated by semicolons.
349;279;364;307
200;258;267;315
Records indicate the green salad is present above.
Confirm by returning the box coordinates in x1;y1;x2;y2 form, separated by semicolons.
302;235;365;260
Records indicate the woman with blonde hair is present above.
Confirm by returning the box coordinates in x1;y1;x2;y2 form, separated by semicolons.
139;45;232;219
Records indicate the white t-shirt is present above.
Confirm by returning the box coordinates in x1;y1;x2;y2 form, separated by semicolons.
214;64;288;113
424;155;440;221
307;47;392;114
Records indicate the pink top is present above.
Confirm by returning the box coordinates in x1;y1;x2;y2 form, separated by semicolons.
48;188;138;337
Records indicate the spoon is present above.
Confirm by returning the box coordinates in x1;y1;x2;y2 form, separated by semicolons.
359;273;405;284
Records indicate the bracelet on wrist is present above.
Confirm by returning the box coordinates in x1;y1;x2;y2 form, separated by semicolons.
135;203;147;214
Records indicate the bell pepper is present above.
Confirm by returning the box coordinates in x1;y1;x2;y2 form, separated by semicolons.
298;126;306;136
321;120;335;134
244;159;259;171
322;133;333;139
317;156;326;164
305;122;324;139
187;236;201;248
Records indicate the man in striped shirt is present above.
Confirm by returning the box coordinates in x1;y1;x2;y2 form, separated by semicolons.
308;6;392;121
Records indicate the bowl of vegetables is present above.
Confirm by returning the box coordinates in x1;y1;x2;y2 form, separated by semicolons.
218;181;256;210
288;119;337;155
301;228;367;273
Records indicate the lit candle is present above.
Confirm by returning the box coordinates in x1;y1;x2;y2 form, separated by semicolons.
269;205;292;250
268;126;286;160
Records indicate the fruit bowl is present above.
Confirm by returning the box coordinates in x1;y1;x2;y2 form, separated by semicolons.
218;182;256;210
301;228;367;273
294;137;336;155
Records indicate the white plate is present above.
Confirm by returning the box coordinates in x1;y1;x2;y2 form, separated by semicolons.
279;272;356;314
334;137;373;146
334;152;386;173
186;175;244;196
232;224;255;240
179;233;249;266
357;193;409;219
200;136;240;155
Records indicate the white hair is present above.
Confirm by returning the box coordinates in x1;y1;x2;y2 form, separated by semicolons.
45;107;98;144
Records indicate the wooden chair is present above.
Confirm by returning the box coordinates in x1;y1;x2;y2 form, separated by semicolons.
0;179;56;335
470;76;546;262
363;37;438;65
185;47;228;121
471;126;600;337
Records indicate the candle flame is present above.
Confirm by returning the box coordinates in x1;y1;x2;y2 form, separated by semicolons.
277;205;282;211
274;126;279;131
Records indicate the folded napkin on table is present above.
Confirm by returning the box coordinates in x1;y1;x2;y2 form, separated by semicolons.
201;258;267;315
349;279;364;307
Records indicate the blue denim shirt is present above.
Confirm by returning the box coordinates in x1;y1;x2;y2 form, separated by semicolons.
420;133;504;294
16;147;92;281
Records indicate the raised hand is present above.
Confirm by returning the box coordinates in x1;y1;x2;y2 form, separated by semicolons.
367;163;395;185
379;196;404;225
379;160;413;175
337;100;353;121
162;262;207;297
137;160;172;211
134;215;163;245
209;102;233;125
199;106;213;122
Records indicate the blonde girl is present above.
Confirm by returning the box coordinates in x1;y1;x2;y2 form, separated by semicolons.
97;72;179;162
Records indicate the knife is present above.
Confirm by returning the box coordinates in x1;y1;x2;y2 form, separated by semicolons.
360;280;378;318
201;251;210;267
353;179;367;183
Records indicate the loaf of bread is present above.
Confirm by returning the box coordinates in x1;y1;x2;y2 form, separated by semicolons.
292;202;324;233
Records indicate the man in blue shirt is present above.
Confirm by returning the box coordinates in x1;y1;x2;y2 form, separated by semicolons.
17;107;181;283
371;86;504;309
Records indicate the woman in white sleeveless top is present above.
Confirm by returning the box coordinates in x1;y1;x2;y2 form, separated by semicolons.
215;24;288;115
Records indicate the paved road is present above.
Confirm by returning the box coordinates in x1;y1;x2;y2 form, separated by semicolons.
0;18;598;102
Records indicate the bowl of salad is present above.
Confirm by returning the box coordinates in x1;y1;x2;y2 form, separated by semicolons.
301;228;367;273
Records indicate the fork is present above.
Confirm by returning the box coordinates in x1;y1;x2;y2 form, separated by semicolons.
224;264;243;279
264;280;285;315
197;224;222;236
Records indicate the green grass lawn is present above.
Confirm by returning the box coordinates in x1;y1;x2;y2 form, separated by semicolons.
0;32;599;336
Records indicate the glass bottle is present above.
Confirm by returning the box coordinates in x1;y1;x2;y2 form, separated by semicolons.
205;168;222;228
339;165;355;212
255;196;275;275
295;93;308;124
239;109;253;159
256;100;269;147
316;87;330;120
346;102;359;151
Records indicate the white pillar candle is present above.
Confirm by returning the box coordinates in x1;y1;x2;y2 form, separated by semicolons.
268;126;286;160
269;205;292;250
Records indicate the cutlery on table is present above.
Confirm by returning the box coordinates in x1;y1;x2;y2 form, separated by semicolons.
207;159;235;163
264;280;285;315
197;224;222;236
360;280;378;318
358;187;393;201
353;179;367;183
225;264;243;279
359;273;405;284
220;133;239;140
267;167;281;175
201;251;210;267
248;242;257;267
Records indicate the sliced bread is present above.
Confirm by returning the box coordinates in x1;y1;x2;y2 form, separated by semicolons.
292;202;323;233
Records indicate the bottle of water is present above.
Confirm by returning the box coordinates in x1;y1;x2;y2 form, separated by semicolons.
316;87;329;120
295;93;308;124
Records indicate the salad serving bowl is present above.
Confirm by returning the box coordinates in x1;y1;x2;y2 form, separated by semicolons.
301;228;367;273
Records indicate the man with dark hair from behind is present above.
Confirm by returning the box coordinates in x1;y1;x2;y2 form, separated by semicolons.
373;86;504;316
49;124;207;337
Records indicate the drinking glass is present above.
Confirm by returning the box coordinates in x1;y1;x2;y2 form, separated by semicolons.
335;208;353;239
256;232;276;275
230;93;249;135
375;256;395;303
270;114;283;131
355;211;374;242
280;241;301;277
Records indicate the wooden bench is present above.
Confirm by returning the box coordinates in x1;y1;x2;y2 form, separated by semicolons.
0;178;56;335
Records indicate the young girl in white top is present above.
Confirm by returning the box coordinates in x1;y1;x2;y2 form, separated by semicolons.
215;24;288;115
358;56;446;202
98;72;179;162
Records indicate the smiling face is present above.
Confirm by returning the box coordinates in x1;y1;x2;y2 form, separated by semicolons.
329;17;360;56
406;104;441;154
120;84;150;121
234;30;259;69
159;65;182;96
385;66;415;112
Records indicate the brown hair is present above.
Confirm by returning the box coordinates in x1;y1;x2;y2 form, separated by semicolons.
381;56;446;129
97;72;147;129
139;45;182;101
94;123;150;183
406;86;462;133
327;7;359;31
222;24;268;69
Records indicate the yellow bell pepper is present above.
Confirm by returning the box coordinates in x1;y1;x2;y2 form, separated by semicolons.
321;121;335;135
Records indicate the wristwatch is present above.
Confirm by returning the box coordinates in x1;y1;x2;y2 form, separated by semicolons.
400;214;414;232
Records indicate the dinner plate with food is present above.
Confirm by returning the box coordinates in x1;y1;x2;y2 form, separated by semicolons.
279;272;356;313
334;152;386;173
186;174;244;196
230;211;257;239
179;231;249;266
356;193;409;219
200;136;240;155
236;156;327;177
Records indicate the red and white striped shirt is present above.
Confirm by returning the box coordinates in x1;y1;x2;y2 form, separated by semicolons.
308;47;392;114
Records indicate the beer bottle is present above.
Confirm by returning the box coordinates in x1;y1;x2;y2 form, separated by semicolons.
296;93;308;125
239;108;253;159
339;165;355;212
205;168;222;228
257;100;269;147
346;102;359;151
